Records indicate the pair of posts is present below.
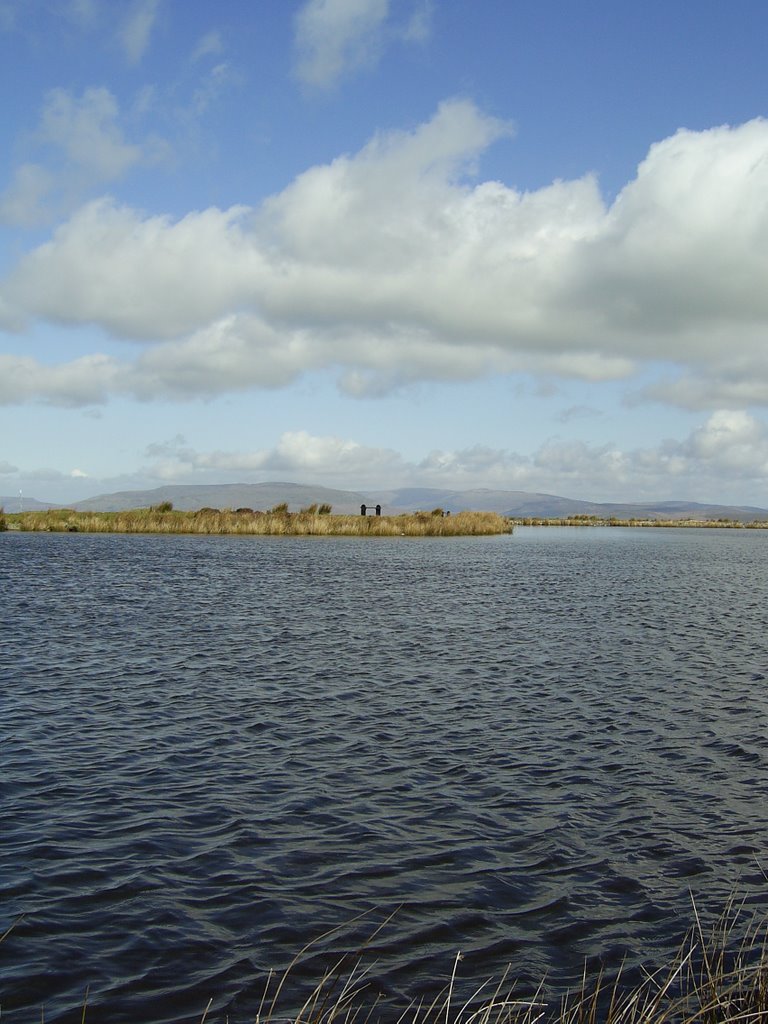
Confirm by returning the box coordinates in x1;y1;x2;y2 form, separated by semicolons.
360;504;382;516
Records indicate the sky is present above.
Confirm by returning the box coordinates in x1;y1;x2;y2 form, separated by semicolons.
3;0;768;507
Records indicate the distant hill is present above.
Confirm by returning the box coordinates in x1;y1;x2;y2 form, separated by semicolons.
380;487;581;515
5;483;768;522
382;488;768;521
0;495;58;512
573;499;768;522
70;481;370;513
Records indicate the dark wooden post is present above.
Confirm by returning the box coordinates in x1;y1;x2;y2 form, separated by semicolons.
360;504;366;516
375;504;381;516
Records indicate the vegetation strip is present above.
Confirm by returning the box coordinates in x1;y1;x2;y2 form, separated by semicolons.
3;901;766;1024
0;504;513;536
511;515;768;528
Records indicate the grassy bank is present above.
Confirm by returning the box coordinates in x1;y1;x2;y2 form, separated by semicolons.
512;515;768;529
1;506;513;537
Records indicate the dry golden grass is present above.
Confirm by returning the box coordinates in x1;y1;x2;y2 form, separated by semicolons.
1;866;766;1024
186;900;768;1024
222;900;768;1024
3;508;513;537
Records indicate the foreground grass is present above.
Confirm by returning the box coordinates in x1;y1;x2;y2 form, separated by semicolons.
10;900;763;1024
1;507;513;537
211;902;768;1024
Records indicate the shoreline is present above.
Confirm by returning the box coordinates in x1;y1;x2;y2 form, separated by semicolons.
511;515;768;528
0;506;513;537
5;508;768;535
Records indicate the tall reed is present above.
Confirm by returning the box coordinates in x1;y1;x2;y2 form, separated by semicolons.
3;508;513;537
210;900;768;1024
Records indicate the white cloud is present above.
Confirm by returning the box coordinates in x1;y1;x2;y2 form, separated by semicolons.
0;87;168;225
140;430;404;485
682;409;767;470
294;0;389;88
0;163;54;227
4;105;768;409
134;413;768;503
0;353;120;406
118;0;160;64
4;200;261;339
38;87;143;180
640;364;768;410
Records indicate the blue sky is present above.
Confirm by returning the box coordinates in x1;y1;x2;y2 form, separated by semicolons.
3;0;768;506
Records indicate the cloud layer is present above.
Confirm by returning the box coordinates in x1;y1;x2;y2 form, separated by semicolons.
129;410;768;504
3;101;768;409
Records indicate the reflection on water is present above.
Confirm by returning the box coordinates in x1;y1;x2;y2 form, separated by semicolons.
2;527;768;1022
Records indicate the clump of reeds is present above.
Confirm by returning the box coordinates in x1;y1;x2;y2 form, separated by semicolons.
228;900;768;1024
187;899;768;1024
3;508;513;537
3;901;768;1024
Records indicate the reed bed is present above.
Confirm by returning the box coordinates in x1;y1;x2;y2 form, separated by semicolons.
3;507;513;537
5;900;765;1024
221;901;768;1024
512;516;768;529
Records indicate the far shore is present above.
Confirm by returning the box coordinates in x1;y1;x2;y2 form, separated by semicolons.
512;514;768;528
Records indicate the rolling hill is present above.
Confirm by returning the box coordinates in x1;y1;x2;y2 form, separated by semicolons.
4;482;768;521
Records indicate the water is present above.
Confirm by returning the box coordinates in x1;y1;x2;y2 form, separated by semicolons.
2;527;768;1022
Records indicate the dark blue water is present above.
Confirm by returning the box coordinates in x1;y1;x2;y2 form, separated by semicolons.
2;527;768;1022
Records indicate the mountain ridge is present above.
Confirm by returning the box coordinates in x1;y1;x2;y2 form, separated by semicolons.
3;482;768;521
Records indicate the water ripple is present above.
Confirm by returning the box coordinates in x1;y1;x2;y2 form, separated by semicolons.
3;527;768;1021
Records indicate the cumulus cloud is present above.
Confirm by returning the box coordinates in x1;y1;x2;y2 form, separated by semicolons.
0;353;120;407
294;0;389;88
5;201;260;338
141;430;405;485
135;412;768;502
3;103;768;407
